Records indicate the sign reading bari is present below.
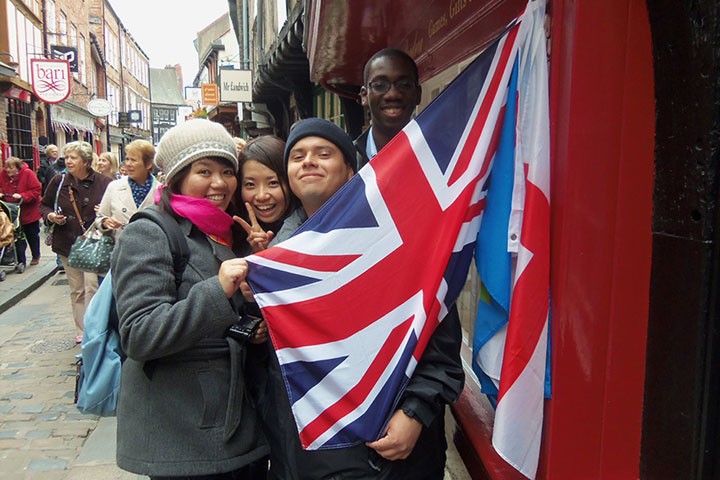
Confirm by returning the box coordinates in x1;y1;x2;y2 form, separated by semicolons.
31;59;71;104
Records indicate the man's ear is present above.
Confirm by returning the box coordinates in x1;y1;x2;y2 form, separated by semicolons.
415;85;422;106
360;86;368;107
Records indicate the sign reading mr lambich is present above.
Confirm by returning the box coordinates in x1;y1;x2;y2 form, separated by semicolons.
220;69;252;103
31;59;71;104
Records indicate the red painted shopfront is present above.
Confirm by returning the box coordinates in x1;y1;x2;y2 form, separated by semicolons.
305;0;719;478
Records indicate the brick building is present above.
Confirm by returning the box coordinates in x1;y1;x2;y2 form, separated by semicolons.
0;0;151;167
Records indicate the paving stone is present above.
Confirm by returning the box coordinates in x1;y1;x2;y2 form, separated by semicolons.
0;430;18;438
7;361;32;368
16;404;45;414
1;392;33;400
1;413;34;421
27;457;69;471
0;437;29;449
25;429;52;439
1;373;30;380
35;412;61;421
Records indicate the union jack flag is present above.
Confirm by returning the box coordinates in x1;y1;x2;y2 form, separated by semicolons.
245;3;544;458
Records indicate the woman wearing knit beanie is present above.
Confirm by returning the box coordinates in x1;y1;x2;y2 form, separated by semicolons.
110;119;269;479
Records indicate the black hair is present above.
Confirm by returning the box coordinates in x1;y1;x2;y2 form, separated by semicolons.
157;157;238;221
363;48;419;85
235;135;298;232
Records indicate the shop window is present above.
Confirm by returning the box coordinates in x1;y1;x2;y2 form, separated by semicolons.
6;99;33;164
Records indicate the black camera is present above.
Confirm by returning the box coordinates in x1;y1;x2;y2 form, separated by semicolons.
226;314;262;343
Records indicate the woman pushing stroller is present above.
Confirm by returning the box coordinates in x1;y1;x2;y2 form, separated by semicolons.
0;157;42;273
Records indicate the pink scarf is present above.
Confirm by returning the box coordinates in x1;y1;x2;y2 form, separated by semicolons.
154;185;234;246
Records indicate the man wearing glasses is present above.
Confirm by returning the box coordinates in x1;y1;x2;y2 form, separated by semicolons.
349;49;465;479
356;48;422;170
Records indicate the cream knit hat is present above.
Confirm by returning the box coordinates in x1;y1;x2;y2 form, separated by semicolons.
155;119;239;185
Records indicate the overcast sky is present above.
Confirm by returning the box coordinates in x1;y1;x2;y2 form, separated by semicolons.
107;0;231;87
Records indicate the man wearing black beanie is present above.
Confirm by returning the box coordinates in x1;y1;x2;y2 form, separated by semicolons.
255;114;463;480
282;117;357;219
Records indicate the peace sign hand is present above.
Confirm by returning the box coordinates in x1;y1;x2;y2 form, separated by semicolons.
233;202;275;252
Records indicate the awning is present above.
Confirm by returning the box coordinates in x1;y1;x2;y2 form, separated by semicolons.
51;103;96;134
305;0;526;86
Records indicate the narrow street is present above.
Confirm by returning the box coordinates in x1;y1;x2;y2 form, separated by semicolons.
0;240;143;480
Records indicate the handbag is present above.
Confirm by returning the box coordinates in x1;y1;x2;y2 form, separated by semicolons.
43;223;55;246
68;219;115;274
44;174;65;246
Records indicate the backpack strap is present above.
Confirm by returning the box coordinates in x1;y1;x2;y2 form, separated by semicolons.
129;208;189;287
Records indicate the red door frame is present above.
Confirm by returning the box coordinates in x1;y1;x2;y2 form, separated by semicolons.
451;0;655;478
543;0;654;476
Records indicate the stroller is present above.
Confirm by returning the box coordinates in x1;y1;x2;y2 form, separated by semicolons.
0;200;23;281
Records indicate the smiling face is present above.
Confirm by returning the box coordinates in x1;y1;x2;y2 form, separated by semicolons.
360;53;421;144
97;155;111;175
287;136;354;217
179;157;238;211
241;159;289;225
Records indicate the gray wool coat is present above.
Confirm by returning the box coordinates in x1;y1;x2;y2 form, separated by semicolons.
110;209;268;477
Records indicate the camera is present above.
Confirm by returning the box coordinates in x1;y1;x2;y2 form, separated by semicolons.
226;314;262;343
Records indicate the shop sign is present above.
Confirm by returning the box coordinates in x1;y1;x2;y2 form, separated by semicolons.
87;98;113;117
30;59;71;104
220;69;253;103
118;112;131;128
50;45;78;72
201;83;219;106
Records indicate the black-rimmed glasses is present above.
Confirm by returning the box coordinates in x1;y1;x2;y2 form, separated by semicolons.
366;79;418;94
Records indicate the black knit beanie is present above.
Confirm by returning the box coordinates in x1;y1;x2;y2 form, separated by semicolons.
284;118;357;172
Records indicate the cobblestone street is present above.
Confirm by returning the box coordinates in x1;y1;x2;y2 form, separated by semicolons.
0;243;142;480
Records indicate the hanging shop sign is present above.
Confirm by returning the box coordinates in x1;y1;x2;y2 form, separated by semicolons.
118;112;131;128
30;59;71;104
201;83;219;106
50;45;78;72
128;110;142;123
220;69;253;103
87;98;113;117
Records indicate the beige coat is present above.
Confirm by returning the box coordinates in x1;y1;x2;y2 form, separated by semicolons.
97;176;159;237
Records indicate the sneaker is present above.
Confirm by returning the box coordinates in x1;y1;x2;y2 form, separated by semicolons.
57;265;65;273
30;257;40;265
15;263;25;274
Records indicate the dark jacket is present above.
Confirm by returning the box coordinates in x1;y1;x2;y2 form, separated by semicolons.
354;129;372;172
110;210;268;477
39;170;111;257
38;157;66;193
261;208;465;480
0;163;42;224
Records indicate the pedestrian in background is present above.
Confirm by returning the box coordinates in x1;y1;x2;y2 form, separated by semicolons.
37;144;65;194
97;140;158;238
94;151;121;180
40;141;112;344
0;157;42;272
111;119;268;479
234;135;295;252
